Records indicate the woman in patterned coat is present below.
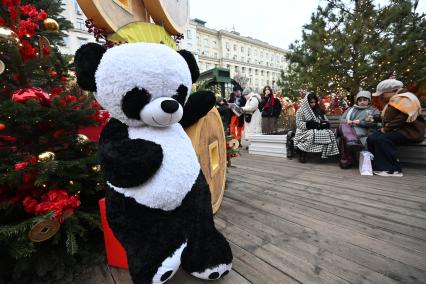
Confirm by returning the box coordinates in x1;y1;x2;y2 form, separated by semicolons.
294;93;339;163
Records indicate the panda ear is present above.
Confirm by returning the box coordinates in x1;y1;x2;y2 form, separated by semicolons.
74;43;106;92
177;49;200;83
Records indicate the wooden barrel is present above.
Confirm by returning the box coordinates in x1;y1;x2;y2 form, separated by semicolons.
185;108;227;214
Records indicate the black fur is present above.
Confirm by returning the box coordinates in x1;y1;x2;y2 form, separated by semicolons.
172;84;188;106
177;50;200;83
106;171;233;284
179;91;216;128
98;118;163;188
74;43;106;91
122;88;151;120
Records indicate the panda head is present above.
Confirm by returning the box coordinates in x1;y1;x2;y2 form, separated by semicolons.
74;43;199;127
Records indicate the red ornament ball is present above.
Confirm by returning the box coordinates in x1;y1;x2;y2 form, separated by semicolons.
11;87;51;105
0;123;5;131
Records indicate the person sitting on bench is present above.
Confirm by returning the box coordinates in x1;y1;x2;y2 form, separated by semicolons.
337;91;381;169
294;92;339;163
367;79;425;177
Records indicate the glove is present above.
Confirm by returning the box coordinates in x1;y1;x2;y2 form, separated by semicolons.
318;121;330;129
306;120;319;129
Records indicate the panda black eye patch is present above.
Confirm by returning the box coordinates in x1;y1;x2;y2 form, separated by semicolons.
122;87;151;120
172;84;188;106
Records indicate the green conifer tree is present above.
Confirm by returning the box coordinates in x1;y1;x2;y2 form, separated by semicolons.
0;1;107;282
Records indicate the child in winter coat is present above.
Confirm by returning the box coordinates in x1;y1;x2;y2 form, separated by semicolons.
337;91;381;168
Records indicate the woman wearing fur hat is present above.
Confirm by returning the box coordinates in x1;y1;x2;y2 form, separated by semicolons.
367;79;425;177
294;93;339;163
337;91;381;169
240;87;262;147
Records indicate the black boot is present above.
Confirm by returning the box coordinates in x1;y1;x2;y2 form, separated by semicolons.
298;150;307;163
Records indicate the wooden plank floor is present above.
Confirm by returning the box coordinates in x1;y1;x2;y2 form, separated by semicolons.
80;151;426;284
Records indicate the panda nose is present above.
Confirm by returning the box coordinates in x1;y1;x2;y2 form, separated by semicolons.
161;100;179;113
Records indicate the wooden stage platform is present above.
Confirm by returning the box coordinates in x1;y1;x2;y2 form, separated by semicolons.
79;151;426;283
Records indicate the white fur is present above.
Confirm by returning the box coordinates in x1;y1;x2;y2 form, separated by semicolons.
94;43;192;127
141;97;183;127
191;263;232;280
107;123;200;211
152;242;187;283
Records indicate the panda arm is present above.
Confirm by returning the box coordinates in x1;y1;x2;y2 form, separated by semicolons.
98;118;163;188
179;91;216;128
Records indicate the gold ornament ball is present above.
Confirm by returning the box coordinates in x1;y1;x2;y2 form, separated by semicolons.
92;165;101;172
43;18;60;32
0;26;19;42
38;151;56;162
76;134;89;144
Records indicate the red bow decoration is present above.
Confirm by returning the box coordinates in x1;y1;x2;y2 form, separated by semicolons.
11;87;51;105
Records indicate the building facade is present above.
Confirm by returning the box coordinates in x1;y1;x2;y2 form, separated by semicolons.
58;0;96;55
178;19;288;92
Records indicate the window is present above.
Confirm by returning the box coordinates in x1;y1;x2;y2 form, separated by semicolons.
63;35;69;46
233;55;237;60
203;50;209;56
78;37;88;46
261;70;264;76
73;0;83;14
241;56;244;62
235;66;239;72
249;68;252;74
187;30;192;39
214;52;218;58
226;53;230;58
212;41;216;48
242;67;246;73
241;46;244;53
204;38;209;47
255;69;258;75
75;18;85;30
248;48;251;56
186;42;192;50
260;51;263;58
254;49;258;56
226;42;230;49
233;44;237;51
227;64;231;69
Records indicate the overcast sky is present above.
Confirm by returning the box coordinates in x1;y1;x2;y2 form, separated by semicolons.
189;0;426;50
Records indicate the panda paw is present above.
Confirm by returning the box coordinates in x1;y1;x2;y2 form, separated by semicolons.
151;242;187;284
191;263;232;280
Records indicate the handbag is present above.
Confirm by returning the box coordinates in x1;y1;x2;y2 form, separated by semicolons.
359;151;374;176
244;113;252;123
338;123;360;143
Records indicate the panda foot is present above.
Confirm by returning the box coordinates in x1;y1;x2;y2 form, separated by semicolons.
151;242;187;283
191;263;232;280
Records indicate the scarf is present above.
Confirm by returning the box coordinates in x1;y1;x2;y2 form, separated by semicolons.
263;94;275;109
383;91;421;123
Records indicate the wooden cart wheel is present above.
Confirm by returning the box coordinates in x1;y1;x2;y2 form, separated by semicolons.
185;108;227;214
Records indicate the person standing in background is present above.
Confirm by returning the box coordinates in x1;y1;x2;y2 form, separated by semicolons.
228;86;246;141
261;86;281;134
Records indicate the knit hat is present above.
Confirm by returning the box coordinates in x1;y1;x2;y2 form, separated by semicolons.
355;90;371;101
372;79;403;97
242;87;253;96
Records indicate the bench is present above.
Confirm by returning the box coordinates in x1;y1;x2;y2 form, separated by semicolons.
328;109;426;166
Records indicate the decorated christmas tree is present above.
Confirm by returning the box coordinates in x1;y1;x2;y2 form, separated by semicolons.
0;1;108;282
279;0;426;104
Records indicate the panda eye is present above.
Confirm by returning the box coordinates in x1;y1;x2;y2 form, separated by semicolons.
121;87;151;120
172;84;188;106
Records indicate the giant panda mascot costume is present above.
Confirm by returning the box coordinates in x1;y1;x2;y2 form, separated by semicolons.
74;42;233;284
